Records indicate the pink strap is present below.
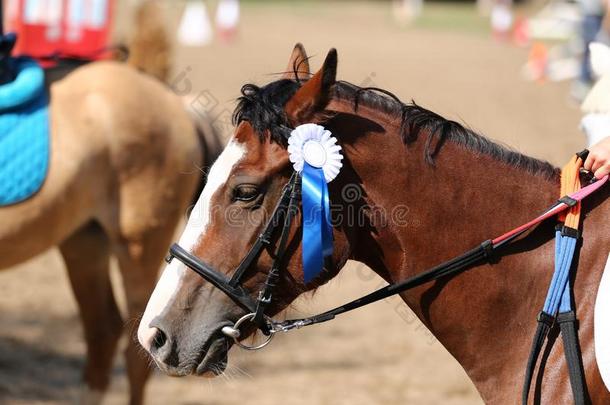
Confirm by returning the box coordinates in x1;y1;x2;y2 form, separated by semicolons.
571;175;608;201
492;175;608;246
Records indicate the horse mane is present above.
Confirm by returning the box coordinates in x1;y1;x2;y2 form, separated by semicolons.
232;78;558;179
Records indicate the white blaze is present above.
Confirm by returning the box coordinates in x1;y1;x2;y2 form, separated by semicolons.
138;140;245;350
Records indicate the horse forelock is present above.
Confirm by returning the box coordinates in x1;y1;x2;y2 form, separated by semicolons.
232;79;301;145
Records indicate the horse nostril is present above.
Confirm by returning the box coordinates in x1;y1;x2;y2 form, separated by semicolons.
151;328;168;352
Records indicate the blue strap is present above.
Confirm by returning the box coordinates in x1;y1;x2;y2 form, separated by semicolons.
542;230;577;316
301;163;333;283
559;279;572;313
524;224;584;404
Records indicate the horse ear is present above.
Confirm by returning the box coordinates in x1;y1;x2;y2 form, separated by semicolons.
284;48;337;124
283;43;310;81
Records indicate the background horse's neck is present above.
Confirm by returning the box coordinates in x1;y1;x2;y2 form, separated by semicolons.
327;97;561;402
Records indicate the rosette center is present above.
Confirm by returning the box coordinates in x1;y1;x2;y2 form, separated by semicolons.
302;140;327;168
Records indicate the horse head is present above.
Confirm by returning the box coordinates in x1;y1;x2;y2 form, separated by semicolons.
137;44;360;376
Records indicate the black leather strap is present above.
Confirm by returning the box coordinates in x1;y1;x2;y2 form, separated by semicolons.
167;244;258;313
166;174;299;317
253;176;301;332
558;196;578;208
229;173;297;287
557;311;588;405
522;311;554;405
575;149;589;162
522;310;589;405
273;240;493;330
556;224;580;239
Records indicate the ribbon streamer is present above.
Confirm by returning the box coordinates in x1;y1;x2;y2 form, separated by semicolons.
301;162;333;283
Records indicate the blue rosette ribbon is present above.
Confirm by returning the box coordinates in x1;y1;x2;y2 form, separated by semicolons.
287;124;343;283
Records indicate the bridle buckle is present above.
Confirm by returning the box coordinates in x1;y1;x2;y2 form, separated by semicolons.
257;290;272;304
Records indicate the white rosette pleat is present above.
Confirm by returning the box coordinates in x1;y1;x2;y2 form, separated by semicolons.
287;123;343;183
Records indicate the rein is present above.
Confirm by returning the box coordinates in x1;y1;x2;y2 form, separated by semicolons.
269;166;608;336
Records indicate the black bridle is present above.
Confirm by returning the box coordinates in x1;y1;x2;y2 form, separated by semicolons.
165;171;302;344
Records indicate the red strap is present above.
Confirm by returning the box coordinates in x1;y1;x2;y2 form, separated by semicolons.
492;175;608;246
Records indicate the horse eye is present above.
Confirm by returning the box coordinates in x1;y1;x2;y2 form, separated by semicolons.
233;185;261;202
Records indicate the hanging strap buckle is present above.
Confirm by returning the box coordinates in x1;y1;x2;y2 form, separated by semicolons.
269;319;314;333
558;195;578;208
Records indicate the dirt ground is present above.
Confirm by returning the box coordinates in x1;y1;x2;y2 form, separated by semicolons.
0;2;586;405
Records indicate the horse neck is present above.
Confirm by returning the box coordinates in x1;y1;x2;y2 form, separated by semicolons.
327;98;561;400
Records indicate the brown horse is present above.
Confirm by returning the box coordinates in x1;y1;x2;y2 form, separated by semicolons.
138;44;610;403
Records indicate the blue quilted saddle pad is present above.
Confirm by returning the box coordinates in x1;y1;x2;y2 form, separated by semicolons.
0;57;49;206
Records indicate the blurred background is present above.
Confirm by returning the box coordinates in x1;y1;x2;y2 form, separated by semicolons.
0;0;608;404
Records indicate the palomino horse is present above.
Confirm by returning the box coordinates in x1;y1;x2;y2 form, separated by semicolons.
0;63;222;404
1;3;223;404
138;44;610;403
